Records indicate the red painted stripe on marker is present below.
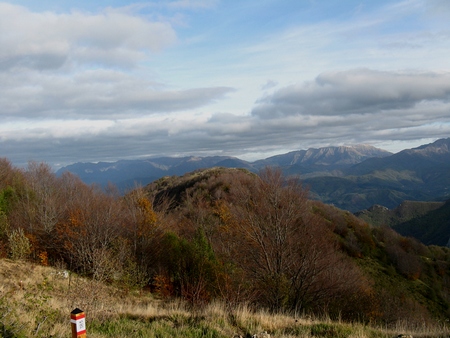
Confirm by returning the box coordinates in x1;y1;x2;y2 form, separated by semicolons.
71;313;86;320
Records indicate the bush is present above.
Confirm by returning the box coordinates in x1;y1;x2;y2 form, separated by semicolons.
8;228;31;260
158;229;222;307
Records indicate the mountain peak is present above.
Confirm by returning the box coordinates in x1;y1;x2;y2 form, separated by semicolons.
414;138;450;153
401;138;450;161
263;144;391;167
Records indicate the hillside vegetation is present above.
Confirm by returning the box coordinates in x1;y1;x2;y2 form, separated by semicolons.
2;259;449;338
2;159;450;336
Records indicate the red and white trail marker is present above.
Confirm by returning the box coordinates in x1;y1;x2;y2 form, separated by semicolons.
71;308;86;338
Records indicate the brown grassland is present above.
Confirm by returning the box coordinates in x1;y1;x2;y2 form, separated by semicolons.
1;259;449;338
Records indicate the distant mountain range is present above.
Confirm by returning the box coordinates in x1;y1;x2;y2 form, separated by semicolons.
57;144;390;190
57;138;450;212
304;138;450;211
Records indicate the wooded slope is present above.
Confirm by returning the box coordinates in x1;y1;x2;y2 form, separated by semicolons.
1;160;450;326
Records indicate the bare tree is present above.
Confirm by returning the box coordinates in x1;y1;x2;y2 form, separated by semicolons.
222;167;364;312
0;158;22;190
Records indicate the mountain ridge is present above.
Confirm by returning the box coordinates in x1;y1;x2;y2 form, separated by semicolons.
57;144;392;189
57;138;450;212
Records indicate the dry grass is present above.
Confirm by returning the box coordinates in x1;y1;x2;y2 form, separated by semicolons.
1;259;449;337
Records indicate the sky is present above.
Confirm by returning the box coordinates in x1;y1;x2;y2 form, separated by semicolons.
1;0;450;169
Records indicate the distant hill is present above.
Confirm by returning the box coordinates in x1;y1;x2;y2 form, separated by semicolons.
355;201;445;227
57;156;256;191
393;200;450;246
355;199;450;246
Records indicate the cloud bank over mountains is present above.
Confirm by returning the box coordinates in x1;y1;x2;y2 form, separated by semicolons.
1;0;450;168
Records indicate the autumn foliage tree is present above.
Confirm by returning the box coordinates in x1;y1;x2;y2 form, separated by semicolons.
118;187;163;286
57;184;123;278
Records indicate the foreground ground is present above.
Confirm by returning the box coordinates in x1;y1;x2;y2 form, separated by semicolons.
0;259;448;338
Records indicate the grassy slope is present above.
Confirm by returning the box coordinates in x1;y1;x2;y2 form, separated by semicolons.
2;259;449;338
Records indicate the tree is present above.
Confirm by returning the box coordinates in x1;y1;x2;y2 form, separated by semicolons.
222;167;365;312
0;158;23;190
0;210;10;257
158;228;222;307
56;183;123;276
122;187;161;275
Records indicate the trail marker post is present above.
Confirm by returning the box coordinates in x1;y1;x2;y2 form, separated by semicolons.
71;308;86;338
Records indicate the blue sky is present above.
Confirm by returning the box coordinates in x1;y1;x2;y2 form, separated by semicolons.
1;0;450;168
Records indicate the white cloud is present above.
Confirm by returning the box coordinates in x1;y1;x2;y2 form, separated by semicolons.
252;70;450;118
0;68;233;118
0;3;176;71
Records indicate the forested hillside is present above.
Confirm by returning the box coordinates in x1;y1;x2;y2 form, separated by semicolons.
2;159;450;327
357;200;450;246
